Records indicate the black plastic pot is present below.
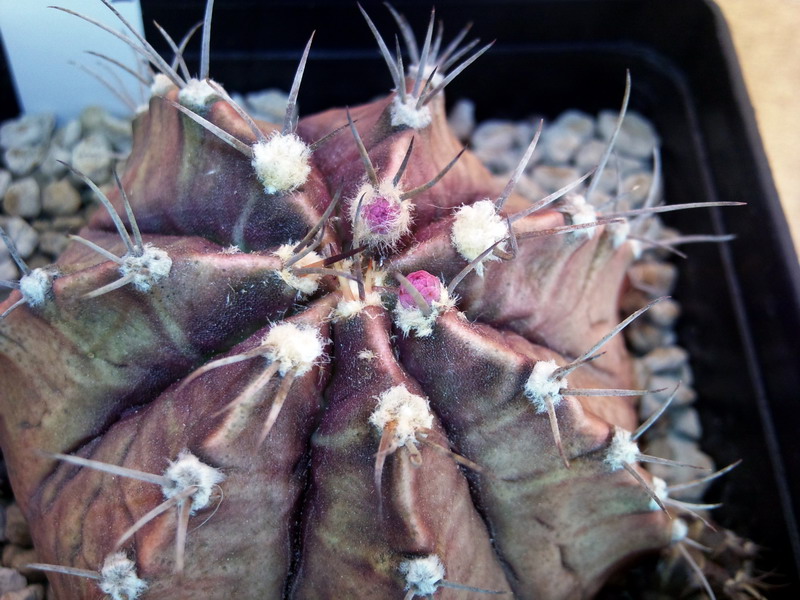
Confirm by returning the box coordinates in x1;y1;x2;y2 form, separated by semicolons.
2;0;799;596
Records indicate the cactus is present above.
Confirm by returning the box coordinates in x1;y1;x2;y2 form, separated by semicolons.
0;2;742;599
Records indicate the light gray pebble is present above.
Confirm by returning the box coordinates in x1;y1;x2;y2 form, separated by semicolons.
38;231;69;258
620;171;655;206
0;256;17;281
551;110;595;143
243;89;289;124
3;146;44;177
471;120;518;153
642;346;690;374
0;114;54;150
447;98;476;141
2;584;46;600
53;119;82;150
531;164;581;193
511;173;547;203
672;407;702;440
541;127;583;164
574;138;606;171
3;178;40;218
42;179;82;216
474;147;519;174
38;145;72;180
3;505;30;548
644;436;714;494
647;298;681;328
592;166;619;194
0;170;11;198
0;217;38;259
615;154;650;178
0;567;26;595
644;375;697;406
598;109;659;159
626;320;676;354
71;133;112;184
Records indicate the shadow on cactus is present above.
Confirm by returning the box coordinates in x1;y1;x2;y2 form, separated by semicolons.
0;1;745;599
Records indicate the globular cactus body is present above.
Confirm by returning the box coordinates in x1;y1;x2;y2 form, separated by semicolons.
0;3;730;599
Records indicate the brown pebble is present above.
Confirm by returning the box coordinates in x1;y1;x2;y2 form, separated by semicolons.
51;216;86;232
628;261;678;295
3;505;31;548
38;231;69;258
647;298;681;328
1;547;41;582
3;178;40;219
25;255;51;270
42;179;81;216
0;584;46;600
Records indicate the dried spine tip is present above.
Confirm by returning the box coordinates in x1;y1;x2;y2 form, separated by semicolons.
162;451;224;513
178;78;219;110
370;384;433;448
400;555;445;597
604;426;640;471
273;244;322;295
524;360;567;413
251;132;312;194
120;244;172;292
99;553;148;600
393;273;453;338
451;199;508;275
262;322;325;376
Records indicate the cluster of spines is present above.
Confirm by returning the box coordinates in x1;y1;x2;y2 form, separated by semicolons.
0;2;747;599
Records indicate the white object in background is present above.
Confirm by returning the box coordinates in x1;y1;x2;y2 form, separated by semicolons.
0;0;145;121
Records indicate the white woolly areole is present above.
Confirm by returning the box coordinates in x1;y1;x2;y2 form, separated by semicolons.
178;78;219;110
604;426;640;471
607;218;631;249
524;359;568;413
333;291;383;320
162;450;225;513
19;268;53;307
150;73;175;97
120;245;172;292
564;194;598;239
273;244;321;295
399;555;445;596
263;322;325;376
671;518;689;543
450;199;508;276
391;95;432;130
393;286;454;338
349;181;413;249
649;476;668;511
251;133;311;194
99;553;148;600
369;384;433;448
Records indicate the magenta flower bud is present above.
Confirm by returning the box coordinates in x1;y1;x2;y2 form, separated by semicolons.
363;196;402;234
398;270;442;309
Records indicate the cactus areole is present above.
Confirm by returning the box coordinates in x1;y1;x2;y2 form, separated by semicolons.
0;3;737;599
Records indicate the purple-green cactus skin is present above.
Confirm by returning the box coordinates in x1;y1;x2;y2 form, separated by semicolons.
0;3;732;599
